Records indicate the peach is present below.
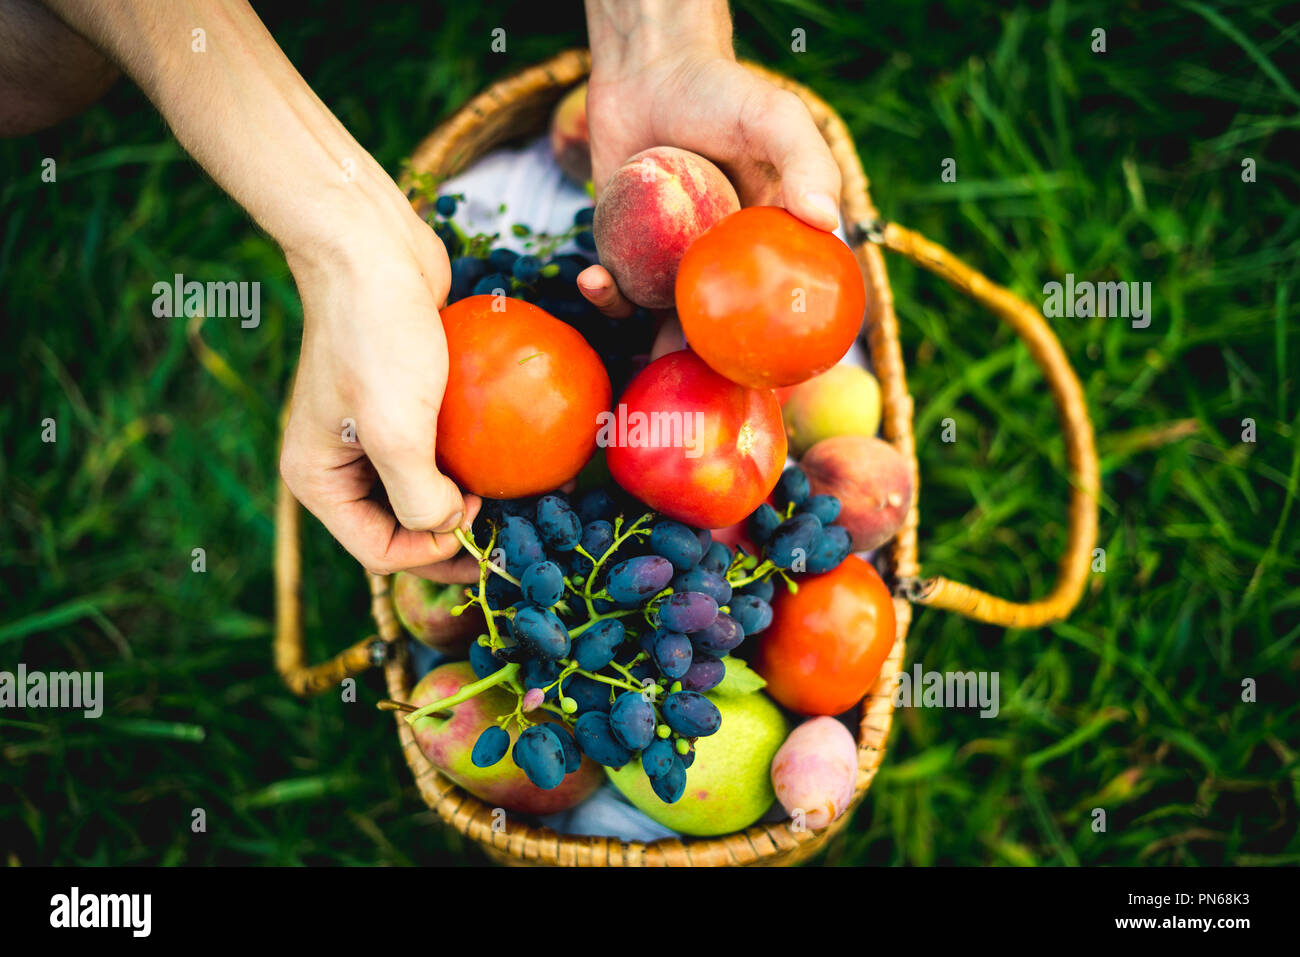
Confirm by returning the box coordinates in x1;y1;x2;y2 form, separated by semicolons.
549;83;591;185
392;571;481;655
593;147;739;309
771;716;858;830
782;364;882;458
801;435;913;551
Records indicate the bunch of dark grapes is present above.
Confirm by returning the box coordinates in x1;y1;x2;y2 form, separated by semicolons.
428;464;853;804
429;197;654;395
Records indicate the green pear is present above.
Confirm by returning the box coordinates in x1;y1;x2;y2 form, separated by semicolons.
607;688;789;837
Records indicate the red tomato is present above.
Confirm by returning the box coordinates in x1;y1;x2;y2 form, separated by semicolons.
676;206;866;389
774;386;797;406
437;296;611;498
605;350;786;528
754;555;896;715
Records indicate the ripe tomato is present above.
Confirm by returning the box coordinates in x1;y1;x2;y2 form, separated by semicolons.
754;555;896;716
437;295;611;498
676;206;866;389
605;350;786;528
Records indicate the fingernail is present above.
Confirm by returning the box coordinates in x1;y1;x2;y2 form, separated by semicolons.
802;192;840;228
433;511;463;534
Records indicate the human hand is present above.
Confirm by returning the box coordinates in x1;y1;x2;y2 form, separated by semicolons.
279;210;481;583
578;0;841;317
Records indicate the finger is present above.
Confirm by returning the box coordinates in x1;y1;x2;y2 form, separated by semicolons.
650;313;686;361
577;265;637;319
310;492;474;576
750;90;842;231
363;422;466;533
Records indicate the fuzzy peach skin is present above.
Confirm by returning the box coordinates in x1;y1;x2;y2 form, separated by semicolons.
592;146;739;309
549;82;591;185
801;435;914;551
770;716;859;829
410;662;603;815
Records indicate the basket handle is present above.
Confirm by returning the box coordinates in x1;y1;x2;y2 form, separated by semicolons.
866;220;1100;628
273;419;384;696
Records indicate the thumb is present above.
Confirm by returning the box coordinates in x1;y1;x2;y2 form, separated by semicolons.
364;425;466;533
755;91;843;231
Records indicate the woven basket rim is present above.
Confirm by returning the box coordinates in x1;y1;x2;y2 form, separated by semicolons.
371;48;920;867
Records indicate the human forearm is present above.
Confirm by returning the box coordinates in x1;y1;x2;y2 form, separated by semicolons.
584;0;733;79
40;0;408;263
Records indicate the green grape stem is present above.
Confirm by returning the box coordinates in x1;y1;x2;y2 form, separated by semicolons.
404;662;521;725
454;527;520;586
580;511;654;616
729;558;777;589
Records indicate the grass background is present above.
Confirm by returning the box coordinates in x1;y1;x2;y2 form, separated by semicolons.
2;0;1297;866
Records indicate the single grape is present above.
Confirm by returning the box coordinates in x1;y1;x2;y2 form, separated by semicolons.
801;494;842;526
658;591;719;633
806;524;853;574
469;639;504;679
748;503;782;545
605;555;674;604
652;630;694;680
661;691;722;737
512;254;542;283
575;488;618;524
679;653;725;693
564;673;612;714
765;513;823;570
680;748;695;769
550;252;588;284
730;594;774;636
574;711;634;768
471;725;509;768
649;757;687;803
570;617;625;671
579;519;614;566
499;497;536;519
700;540;733;576
435;194;458;218
640;738;676;780
512;604;571;660
573;206;595;227
649;521;704;571
671;567;732;606
775;466;811;508
520;560;565;607
609;691;657;751
485;574;521;611
694;527;713;552
498;515;546;577
575;229;596;252
521;657;561;701
488;247;519;273
689;613;744;656
551;722;583;773
513;724;566;790
536;495;581;551
472;272;510;297
738;577;775;603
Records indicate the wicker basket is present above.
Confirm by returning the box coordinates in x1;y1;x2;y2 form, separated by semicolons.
273;49;1099;866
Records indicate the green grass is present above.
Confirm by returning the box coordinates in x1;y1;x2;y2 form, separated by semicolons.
2;0;1297;865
